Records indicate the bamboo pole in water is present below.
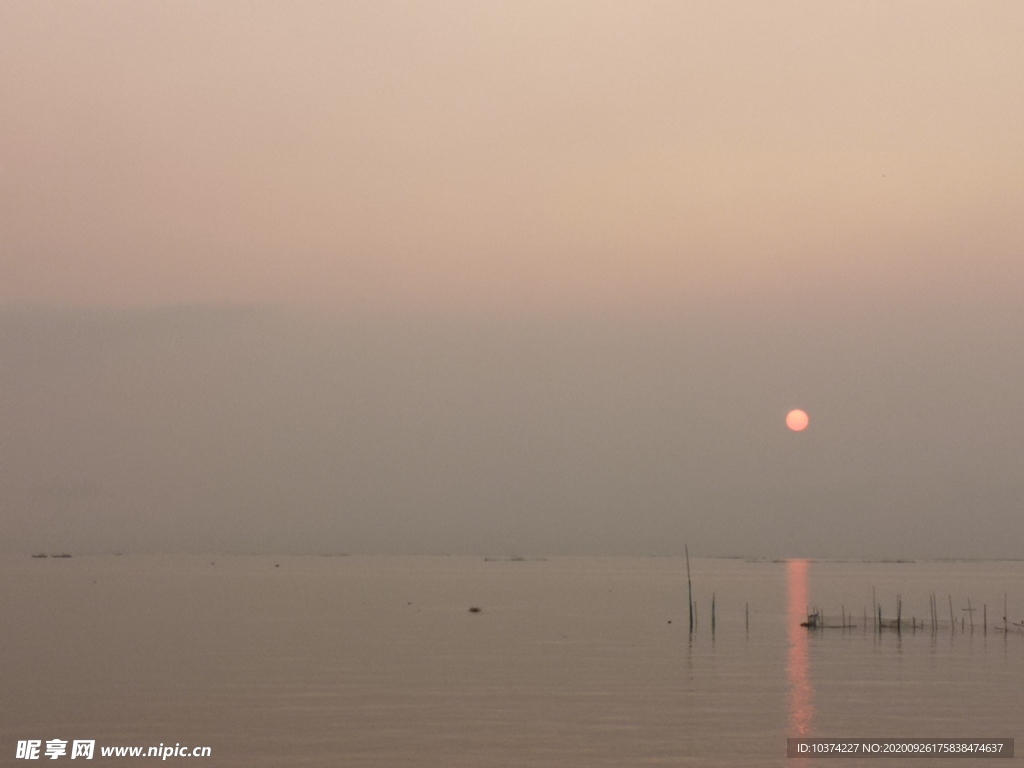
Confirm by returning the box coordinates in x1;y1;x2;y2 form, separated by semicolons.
949;594;955;634
711;592;716;635
686;545;693;635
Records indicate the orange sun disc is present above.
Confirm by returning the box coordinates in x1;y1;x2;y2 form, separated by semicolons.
786;409;809;432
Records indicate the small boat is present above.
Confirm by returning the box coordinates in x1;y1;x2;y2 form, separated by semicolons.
800;610;855;629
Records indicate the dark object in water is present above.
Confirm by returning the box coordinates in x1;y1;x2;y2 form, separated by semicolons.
31;553;48;558
468;606;482;613
801;609;857;629
800;611;819;628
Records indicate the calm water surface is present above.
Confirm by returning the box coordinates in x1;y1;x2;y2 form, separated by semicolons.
2;556;1020;766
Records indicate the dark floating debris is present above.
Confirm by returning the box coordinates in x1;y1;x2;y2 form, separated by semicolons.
468;606;482;613
31;553;48;558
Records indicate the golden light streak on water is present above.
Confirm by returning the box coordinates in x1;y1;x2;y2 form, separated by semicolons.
787;558;814;737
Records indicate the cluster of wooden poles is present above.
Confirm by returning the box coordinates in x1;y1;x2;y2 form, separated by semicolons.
806;588;1017;636
681;547;1018;638
685;545;750;636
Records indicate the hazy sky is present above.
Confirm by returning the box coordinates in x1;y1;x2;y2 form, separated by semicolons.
2;2;1022;557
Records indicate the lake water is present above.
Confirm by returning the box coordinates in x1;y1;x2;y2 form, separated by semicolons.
2;555;1020;766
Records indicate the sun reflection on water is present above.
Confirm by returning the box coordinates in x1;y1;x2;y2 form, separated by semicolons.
787;558;814;737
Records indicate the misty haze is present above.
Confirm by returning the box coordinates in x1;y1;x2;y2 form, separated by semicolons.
4;3;1024;766
3;298;1020;558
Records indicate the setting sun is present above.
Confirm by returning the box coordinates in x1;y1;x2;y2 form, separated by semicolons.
786;409;810;432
